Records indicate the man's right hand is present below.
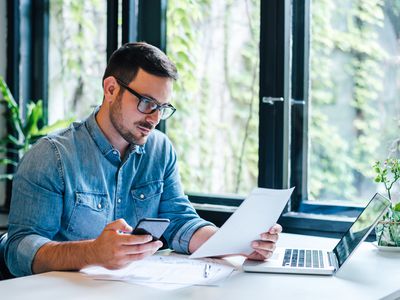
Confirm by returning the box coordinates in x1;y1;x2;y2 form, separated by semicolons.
89;219;163;270
32;218;162;274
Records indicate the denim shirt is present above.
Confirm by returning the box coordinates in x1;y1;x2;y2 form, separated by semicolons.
5;109;214;277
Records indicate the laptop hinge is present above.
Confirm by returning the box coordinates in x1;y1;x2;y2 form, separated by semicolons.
328;251;339;271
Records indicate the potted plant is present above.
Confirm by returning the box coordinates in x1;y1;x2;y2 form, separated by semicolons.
0;76;74;180
373;158;400;247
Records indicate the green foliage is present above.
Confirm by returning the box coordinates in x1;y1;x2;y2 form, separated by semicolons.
49;0;105;121
309;0;398;201
166;0;398;199
0;77;74;180
167;0;260;195
373;158;400;246
166;0;209;191
373;158;400;204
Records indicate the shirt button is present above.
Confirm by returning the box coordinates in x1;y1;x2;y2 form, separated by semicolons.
140;194;145;199
112;150;118;155
97;203;102;209
117;198;121;203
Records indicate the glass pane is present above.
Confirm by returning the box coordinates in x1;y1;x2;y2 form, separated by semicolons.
48;0;107;123
166;0;260;196
309;0;400;202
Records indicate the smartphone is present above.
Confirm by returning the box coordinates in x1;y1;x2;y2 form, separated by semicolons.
131;218;170;241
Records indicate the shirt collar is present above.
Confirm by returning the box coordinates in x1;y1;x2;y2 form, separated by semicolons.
85;106;146;156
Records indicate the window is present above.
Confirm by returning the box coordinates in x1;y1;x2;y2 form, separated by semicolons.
5;0;399;236
308;0;400;204
48;1;107;123
166;0;260;196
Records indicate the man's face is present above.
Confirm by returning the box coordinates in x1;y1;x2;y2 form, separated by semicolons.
109;69;173;145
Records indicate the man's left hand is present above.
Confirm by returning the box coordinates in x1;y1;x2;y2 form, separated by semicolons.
246;223;282;261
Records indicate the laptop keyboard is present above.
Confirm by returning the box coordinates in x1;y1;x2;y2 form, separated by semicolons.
282;249;325;268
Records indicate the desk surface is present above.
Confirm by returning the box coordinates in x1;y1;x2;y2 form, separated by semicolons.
1;233;399;300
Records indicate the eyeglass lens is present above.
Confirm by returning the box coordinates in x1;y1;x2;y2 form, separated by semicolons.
137;99;174;120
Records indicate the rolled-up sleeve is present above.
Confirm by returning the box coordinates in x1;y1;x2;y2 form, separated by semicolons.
5;138;64;277
169;218;214;254
158;139;215;254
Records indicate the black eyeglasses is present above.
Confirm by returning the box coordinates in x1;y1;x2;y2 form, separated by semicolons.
116;78;176;120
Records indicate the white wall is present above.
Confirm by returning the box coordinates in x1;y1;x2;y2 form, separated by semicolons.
0;0;7;206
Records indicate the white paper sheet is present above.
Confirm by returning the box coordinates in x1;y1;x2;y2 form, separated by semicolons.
81;252;235;290
190;187;294;259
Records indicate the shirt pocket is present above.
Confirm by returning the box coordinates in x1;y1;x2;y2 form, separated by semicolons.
67;191;110;240
131;180;164;220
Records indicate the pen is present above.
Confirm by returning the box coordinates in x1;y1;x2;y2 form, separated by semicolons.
203;263;211;278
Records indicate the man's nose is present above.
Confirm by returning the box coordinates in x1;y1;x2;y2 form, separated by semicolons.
145;109;162;126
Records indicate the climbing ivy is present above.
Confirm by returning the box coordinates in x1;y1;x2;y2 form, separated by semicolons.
310;0;399;201
49;0;106;122
166;0;260;195
168;0;399;201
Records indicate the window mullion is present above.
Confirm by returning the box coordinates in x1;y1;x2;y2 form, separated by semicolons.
137;0;167;133
290;0;310;211
122;0;138;44
31;0;49;122
107;0;119;60
4;0;21;211
258;0;290;190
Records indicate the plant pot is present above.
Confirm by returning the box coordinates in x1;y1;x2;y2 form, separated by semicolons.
375;210;400;247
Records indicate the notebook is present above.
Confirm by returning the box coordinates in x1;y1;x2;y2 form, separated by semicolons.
242;193;391;275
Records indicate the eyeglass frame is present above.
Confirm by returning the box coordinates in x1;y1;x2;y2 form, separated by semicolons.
115;78;176;120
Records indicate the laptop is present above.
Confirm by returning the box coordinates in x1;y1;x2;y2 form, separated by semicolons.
242;193;391;275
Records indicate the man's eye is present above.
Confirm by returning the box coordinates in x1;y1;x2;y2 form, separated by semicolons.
142;98;153;103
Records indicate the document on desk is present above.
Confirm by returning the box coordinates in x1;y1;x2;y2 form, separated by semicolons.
81;252;235;290
190;187;294;259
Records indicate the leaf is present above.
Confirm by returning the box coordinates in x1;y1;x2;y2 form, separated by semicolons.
0;158;19;167
6;134;23;147
0;77;24;135
0;146;20;155
394;202;400;212
0;76;19;110
374;176;381;183
0;174;14;181
36;118;74;136
23;100;44;137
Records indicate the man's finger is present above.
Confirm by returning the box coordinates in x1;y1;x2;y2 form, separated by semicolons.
121;241;163;255
126;250;157;262
247;251;268;261
259;232;279;242
252;240;276;252
254;248;273;259
105;218;133;232
269;223;282;234
120;233;153;245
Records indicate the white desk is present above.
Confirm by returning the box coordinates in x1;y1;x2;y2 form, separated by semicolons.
1;233;399;300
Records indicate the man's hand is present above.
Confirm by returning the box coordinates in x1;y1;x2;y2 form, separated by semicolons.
89;219;163;269
246;223;282;261
32;218;163;274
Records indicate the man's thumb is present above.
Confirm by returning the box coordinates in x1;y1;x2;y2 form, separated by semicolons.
105;218;133;232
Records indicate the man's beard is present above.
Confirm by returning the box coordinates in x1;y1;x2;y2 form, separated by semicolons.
109;93;153;145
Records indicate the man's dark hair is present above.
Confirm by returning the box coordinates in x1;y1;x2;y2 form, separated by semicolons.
102;42;178;84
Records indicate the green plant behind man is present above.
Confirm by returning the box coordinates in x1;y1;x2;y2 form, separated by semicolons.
0;76;74;180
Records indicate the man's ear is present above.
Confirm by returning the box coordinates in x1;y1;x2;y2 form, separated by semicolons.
103;76;120;103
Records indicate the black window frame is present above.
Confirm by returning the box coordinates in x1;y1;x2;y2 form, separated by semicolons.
4;0;49;211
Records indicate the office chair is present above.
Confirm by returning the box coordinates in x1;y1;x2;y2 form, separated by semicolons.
0;233;14;280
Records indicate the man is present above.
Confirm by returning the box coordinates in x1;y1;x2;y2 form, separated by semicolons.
5;42;281;277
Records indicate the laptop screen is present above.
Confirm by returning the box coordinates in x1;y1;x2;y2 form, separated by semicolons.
333;193;391;268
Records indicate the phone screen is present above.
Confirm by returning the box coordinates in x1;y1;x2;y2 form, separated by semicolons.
131;218;170;240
